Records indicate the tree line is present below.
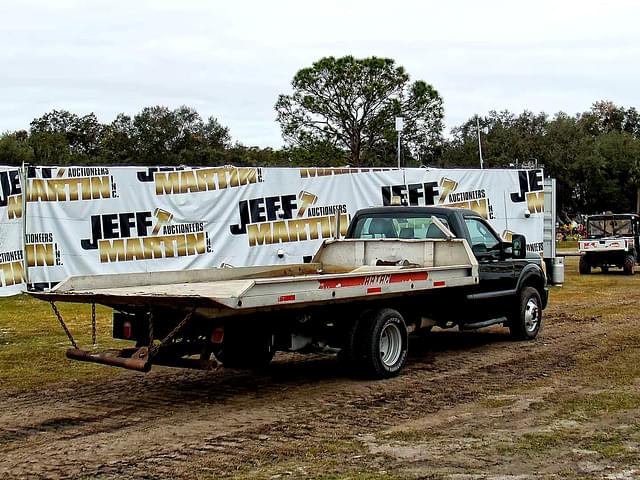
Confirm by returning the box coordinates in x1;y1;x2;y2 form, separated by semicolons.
1;55;639;216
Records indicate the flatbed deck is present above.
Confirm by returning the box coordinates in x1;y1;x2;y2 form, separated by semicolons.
31;237;479;316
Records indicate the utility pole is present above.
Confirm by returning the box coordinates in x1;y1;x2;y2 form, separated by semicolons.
476;117;484;169
395;116;404;169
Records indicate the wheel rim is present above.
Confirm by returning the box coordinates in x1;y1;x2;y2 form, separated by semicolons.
379;321;403;367
524;298;540;333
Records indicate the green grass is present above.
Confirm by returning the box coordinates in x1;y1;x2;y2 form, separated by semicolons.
0;294;126;391
480;397;517;408
225;470;403;480
196;436;398;480
317;474;403;480
502;429;633;460
585;431;627;458
378;428;442;443
223;473;403;480
515;431;569;454
556;240;579;249
560;392;640;418
549;256;640;319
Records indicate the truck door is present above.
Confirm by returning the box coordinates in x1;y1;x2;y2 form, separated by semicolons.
463;216;516;295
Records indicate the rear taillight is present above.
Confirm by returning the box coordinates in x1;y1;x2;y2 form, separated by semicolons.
123;321;132;339
211;328;224;344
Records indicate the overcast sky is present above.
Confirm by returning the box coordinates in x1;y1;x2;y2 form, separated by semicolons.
1;0;639;147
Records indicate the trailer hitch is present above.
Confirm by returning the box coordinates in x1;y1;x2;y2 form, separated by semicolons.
66;348;151;372
55;303;214;372
66;347;218;372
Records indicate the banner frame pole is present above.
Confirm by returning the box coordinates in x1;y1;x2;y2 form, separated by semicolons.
19;162;29;288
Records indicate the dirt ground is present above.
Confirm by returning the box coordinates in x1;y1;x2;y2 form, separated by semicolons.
1;257;639;479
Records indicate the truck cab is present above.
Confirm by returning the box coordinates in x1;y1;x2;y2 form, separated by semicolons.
346;206;548;338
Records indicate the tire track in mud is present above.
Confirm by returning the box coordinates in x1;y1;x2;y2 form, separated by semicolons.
0;312;605;479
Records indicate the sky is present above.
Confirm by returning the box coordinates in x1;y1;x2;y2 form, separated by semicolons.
1;0;639;147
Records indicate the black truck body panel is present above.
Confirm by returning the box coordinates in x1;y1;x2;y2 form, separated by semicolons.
346;206;548;325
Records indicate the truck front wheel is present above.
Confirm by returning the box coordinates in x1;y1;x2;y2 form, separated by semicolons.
355;308;408;379
508;287;542;341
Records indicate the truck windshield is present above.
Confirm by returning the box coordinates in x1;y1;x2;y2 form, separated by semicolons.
588;218;633;237
351;215;451;239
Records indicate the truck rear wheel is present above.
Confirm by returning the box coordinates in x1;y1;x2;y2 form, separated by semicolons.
336;309;369;372
508;287;542;341
355;308;408;379
623;255;635;275
579;256;591;274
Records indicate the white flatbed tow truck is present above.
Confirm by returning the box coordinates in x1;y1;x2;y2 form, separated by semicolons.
32;217;478;378
32;207;547;379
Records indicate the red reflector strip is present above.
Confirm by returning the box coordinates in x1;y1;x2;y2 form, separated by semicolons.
319;271;428;290
433;280;446;287
279;294;296;302
367;287;382;294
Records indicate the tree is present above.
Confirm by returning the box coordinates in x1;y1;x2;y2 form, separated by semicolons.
442;110;548;169
0;131;34;166
543;112;585;214
281;140;348;167
442;102;640;215
130;106;231;165
275;56;444;166
2;106;244;167
571;131;640;213
99;113;136;164
30;110;103;159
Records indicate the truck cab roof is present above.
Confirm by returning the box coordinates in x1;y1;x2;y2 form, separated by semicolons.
352;206;481;218
346;206;488;241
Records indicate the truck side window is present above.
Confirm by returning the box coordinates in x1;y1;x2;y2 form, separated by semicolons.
464;218;500;253
354;218;398;238
352;216;450;239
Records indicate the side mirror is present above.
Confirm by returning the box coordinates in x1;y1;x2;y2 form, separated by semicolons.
511;234;527;259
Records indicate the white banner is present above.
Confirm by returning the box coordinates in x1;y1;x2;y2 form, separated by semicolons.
0;166;25;296
0;166;545;296
402;168;545;252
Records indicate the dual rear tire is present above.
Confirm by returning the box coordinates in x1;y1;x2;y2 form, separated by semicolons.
340;308;409;379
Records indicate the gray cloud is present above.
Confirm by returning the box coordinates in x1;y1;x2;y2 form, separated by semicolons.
1;0;639;147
